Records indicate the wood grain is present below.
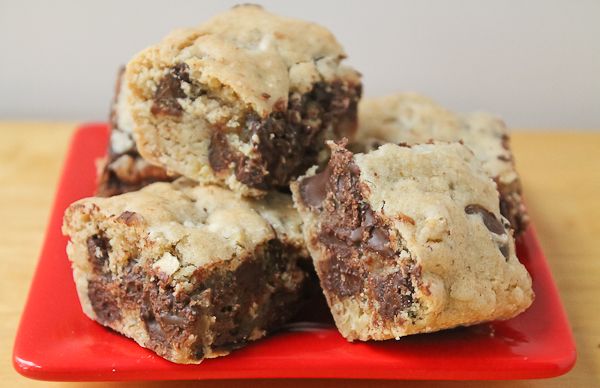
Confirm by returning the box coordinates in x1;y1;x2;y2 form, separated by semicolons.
1;122;598;387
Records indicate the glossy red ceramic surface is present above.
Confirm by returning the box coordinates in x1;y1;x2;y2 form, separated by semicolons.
13;124;576;381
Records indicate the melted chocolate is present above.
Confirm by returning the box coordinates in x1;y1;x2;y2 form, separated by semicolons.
373;271;414;320
499;244;510;261
320;255;363;297
298;166;332;208
305;145;400;302
88;278;121;324
85;238;306;362
86;234;110;271
304;144;422;320
116;211;142;226
86;234;120;323
151;63;190;117
207;81;362;190
496;177;528;237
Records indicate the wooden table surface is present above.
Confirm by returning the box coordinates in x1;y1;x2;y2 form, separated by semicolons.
1;122;598;387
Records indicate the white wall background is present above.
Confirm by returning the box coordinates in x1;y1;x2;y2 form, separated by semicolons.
1;0;599;129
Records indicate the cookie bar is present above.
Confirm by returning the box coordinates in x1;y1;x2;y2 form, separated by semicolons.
96;68;175;197
354;93;528;235
63;179;308;363
291;141;533;341
125;5;362;197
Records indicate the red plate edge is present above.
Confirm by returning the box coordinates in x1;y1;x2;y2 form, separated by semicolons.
12;124;577;381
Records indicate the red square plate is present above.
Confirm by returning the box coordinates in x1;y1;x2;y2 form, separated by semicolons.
13;124;576;381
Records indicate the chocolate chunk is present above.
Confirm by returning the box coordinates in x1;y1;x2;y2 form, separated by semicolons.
140;292;166;342
207;80;361;190
208;130;236;173
88;278;121;324
298;166;332;208
368;228;393;256
151;63;190;117
496;177;528;236
465;204;506;235
233;152;271;191
86;234;110;271
501;134;510;151
116;211;142;226
499;244;510;261
314;144;400;300
319;148;394;258
122;265;144;308
319;255;363;297
139;280;208;359
374;271;414;320
128;239;304;361
234;257;265;290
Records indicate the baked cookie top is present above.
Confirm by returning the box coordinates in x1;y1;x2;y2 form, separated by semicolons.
64;178;305;272
354;142;531;318
357;93;517;187
127;4;359;119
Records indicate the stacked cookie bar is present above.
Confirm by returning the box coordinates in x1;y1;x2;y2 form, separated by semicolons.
64;5;361;363
291;142;533;340
63;5;533;363
63;181;307;363
352;93;529;236
96;68;175;197
126;5;361;197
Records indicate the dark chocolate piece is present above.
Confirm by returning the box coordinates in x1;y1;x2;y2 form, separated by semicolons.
465;204;506;235
84;238;307;362
88;278;121;324
496;177;529;238
300;143;418;320
298;165;332;208
86;234;110;271
207;81;362;190
151;63;190;117
373;271;414;320
465;204;512;260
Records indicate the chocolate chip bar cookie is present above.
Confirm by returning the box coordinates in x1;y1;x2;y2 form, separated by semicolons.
353;93;528;235
125;5;362;197
291;141;533;341
63;179;308;363
96;68;175;197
